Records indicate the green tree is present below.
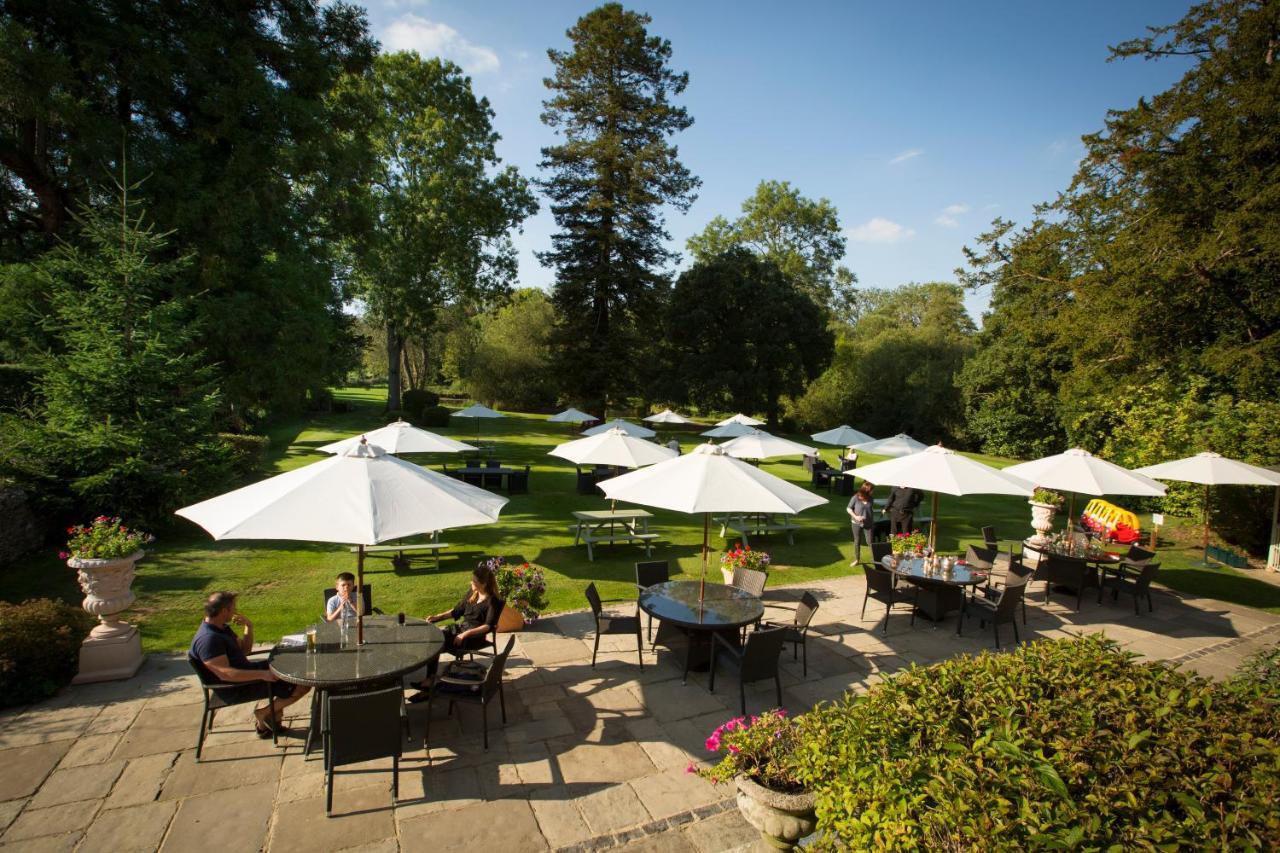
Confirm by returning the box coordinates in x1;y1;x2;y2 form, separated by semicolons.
538;3;699;411
0;180;227;526
464;289;558;410
663;249;831;427
0;1;377;418
686;180;856;316
333;52;536;412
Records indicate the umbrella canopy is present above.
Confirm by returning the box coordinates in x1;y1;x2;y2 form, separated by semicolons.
176;441;507;545
318;420;476;456
452;403;503;419
1136;452;1280;552
719;429;815;460
716;413;765;427
1005;448;1167;497
549;427;677;469
1135;452;1280;486
848;445;1032;549
582;418;656;438
811;425;875;447
548;407;598;424
700;422;755;439
853;433;928;457
643;408;693;425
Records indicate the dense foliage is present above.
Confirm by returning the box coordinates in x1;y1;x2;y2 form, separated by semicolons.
0;598;95;707
538;3;699;412
794;634;1280;850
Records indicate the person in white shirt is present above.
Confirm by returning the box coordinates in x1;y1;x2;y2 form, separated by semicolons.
325;572;359;622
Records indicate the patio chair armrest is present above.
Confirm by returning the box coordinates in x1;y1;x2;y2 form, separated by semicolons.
600;597;633;604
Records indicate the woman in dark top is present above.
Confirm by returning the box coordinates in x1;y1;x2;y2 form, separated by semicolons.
409;562;503;701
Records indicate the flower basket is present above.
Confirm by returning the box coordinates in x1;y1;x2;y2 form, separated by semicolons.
890;529;926;556
491;558;548;626
720;544;770;585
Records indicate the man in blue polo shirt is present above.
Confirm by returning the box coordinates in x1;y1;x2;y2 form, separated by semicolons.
189;591;309;737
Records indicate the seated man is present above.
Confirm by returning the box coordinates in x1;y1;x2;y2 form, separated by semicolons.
324;571;359;622
190;591;309;737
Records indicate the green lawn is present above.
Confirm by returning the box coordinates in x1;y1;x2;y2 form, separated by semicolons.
5;385;1277;652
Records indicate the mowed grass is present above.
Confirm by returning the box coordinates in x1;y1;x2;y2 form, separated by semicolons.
4;385;1277;652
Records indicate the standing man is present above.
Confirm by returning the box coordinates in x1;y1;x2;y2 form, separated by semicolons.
189;591;309;736
885;485;922;536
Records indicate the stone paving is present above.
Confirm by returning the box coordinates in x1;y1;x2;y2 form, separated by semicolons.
0;572;1277;852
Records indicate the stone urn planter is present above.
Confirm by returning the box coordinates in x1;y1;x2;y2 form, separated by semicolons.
1028;501;1058;547
497;600;527;632
67;550;145;683
735;775;817;850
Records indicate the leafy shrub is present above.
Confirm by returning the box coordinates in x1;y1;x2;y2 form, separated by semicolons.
401;388;440;419
0;365;39;413
218;433;270;481
1235;644;1280;696
415;404;452;428
793;635;1280;850
0;599;95;707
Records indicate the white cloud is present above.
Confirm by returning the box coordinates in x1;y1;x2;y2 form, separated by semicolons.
934;203;970;228
849;217;916;243
381;14;500;74
888;148;922;165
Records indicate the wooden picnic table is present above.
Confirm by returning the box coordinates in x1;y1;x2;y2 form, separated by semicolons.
571;509;657;561
350;533;450;570
714;512;799;547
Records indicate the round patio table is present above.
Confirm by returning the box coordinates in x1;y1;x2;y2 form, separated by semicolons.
639;580;764;684
889;557;986;622
270;615;443;756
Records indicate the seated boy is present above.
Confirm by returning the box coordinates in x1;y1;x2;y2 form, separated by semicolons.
325;572;360;622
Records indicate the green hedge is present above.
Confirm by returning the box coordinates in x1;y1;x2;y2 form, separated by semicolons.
218;433;270;481
793;634;1280;850
414;404;452;428
0;599;95;707
0;364;39;412
401;388;440;420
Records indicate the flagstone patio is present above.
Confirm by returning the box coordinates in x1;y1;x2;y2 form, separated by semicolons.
0;573;1276;852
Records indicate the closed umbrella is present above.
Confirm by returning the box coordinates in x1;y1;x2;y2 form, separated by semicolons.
719;429;814;460
811;425;875;447
700;422;755;439
1004;447;1166;531
175;441;508;643
848;445;1032;550
582;418;656;439
717;413;765;427
549;427;677;469
599;443;827;600
1135;452;1280;553
643;409;693;425
853;433;928;458
318;420;477;455
548;407;598;424
451;403;504;445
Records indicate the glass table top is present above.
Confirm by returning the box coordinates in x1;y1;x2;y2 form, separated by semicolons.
269;615;444;688
638;580;764;629
889;557;986;587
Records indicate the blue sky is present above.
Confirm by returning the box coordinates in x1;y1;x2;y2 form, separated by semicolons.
359;0;1194;320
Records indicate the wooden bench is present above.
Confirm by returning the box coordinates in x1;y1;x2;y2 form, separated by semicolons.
714;514;799;547
569;525;658;561
350;542;450;571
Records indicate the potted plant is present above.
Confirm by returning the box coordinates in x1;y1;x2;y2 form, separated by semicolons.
1028;487;1064;546
491;558;548;632
889;529;927;557
61;516;153;682
720;544;771;585
693;710;816;849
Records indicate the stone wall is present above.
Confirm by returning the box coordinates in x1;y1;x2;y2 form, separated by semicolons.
0;486;43;566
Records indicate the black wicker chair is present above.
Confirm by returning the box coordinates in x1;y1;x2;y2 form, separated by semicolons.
981;525;999;550
585;582;643;671
1099;561;1161;614
425;635;514;752
1033;553;1098;610
709;626;787;715
759;592;820;676
861;564;916;634
188;651;277;760
507;465;530;494
634;560;670;643
731;567;767;599
323;685;403;815
958;561;1032;648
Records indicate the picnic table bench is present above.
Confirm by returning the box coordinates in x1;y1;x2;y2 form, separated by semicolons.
714;512;800;547
571;509;657;561
350;538;450;571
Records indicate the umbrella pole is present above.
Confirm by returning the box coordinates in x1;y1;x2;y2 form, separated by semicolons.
356;544;365;645
928;492;938;551
1068;493;1076;533
700;512;709;603
1203;483;1211;556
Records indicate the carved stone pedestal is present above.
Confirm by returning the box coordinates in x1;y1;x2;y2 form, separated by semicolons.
67;551;145;683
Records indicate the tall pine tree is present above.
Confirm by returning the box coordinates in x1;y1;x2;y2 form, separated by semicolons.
538;3;699;411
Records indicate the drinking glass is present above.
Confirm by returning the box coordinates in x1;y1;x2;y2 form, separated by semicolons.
305;626;317;654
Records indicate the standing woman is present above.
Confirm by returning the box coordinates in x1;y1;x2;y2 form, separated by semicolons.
847;481;875;564
409;561;504;702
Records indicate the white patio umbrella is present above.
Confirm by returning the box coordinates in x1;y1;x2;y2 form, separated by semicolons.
719;429;814;460
318;420;477;455
582;418;656;439
1135;452;1280;552
451;403;504;445
1005;447;1167;531
548;407;598;424
599;443;828;600
700;422;755;439
811;425;875;448
549;427;677;469
643;409;693;425
717;413;766;427
853;433;928;458
848;445;1033;550
175;441;508;643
